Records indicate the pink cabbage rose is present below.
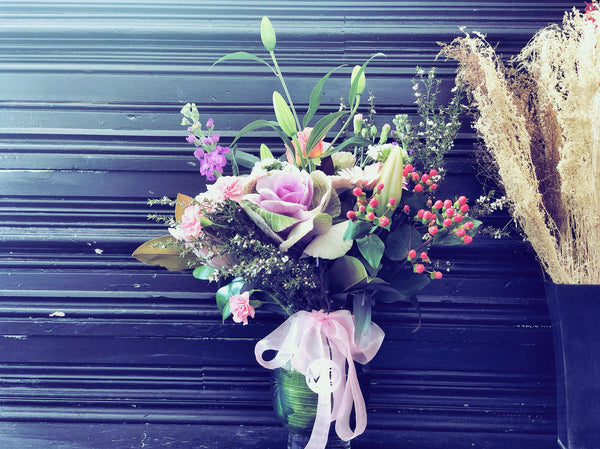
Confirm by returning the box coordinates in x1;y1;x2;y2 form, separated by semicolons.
229;291;255;325
286;127;324;165
244;170;313;220
206;175;245;203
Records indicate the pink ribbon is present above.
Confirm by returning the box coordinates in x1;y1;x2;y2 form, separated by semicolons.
255;310;385;449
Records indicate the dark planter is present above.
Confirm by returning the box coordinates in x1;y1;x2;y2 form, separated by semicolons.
544;281;600;449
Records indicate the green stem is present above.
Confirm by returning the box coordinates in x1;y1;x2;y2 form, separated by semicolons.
324;96;360;155
270;50;302;132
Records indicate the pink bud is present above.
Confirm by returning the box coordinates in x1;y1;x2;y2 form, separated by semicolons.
455;228;466;237
414;184;423;193
408;249;417;259
353;187;363;197
366;212;375;220
415;264;425;274
379;216;390;227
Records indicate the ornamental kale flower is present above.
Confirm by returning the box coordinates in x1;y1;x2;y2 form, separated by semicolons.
244;170;313;220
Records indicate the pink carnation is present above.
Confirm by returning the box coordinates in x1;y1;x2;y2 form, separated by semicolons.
178;204;204;241
206;176;245;203
229;291;255;325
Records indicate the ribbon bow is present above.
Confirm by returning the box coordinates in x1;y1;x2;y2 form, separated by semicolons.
255;310;385;449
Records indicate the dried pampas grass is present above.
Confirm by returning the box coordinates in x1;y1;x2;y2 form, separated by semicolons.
439;4;600;284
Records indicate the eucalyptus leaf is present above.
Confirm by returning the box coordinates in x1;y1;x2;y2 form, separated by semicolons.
384;224;422;261
343;219;373;241
327;255;369;294
193;265;216;280
353;291;372;341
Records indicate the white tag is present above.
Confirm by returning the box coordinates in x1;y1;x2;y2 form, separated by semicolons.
305;358;342;395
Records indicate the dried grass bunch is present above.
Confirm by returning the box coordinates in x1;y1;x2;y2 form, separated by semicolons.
439;3;600;284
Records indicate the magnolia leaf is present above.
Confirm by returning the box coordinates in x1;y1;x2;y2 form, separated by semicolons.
193;265;216;280
303;221;352;259
384;224;422;261
132;235;198;271
304;111;345;157
303;65;345;128
175;193;194;221
357;233;385;270
211;51;275;74
215;278;245;323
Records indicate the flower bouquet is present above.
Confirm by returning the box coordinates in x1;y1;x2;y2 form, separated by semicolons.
439;3;600;448
133;17;480;449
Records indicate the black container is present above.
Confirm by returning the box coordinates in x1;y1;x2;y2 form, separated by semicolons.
544;281;600;449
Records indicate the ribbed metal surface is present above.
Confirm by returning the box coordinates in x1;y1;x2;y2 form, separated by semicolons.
0;1;570;448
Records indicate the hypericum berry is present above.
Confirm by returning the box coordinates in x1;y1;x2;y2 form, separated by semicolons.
366;212;375;220
454;214;463;223
411;172;420;182
421;174;430;182
434;271;443;279
423;211;433;221
443;218;452;227
429;226;439;236
464;221;474;230
405;164;414;172
458;196;467;205
420;252;428;261
376;183;384;191
415;264;425;274
359;205;366;212
403;204;410;213
402;167;410;177
443;199;453;209
425;179;432;186
369;198;379;208
346;210;357;220
455;228;466;237
414;184;423;193
408;249;417;259
389;197;397;206
433;200;443;209
460;204;469;213
379;216;390;227
463;235;473;244
446;208;455;217
417;209;425;219
429;169;438;177
352;187;363;197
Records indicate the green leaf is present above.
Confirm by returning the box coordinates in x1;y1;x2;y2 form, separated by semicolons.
230;148;260;169
211;51;275;74
343;219;373;241
353;292;372;341
384;224;422;261
304;111;346;157
388;270;431;301
324;135;374;157
230;119;289;148
215;278;245;323
348;53;385;107
303;221;353;259
302;65;345;128
327;255;369;293
357;234;385;270
193;266;216;280
273;91;297;137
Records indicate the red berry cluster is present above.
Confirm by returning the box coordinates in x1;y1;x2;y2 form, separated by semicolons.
346;184;394;228
416;195;475;244
407;249;443;279
403;164;438;193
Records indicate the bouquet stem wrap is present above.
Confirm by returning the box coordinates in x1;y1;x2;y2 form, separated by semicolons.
255;310;385;449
